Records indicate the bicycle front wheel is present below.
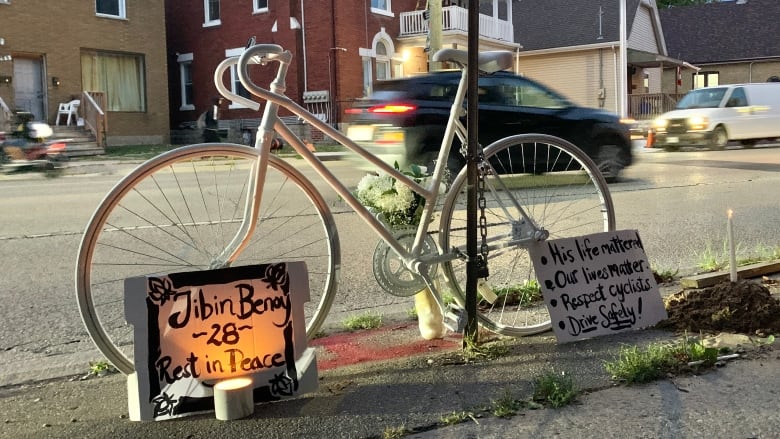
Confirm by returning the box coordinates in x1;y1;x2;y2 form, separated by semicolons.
439;134;615;337
75;143;339;374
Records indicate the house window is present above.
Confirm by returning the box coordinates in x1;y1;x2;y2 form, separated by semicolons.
693;71;718;89
81;51;146;112
225;48;252;108
204;0;220;26
371;0;393;16
96;0;125;18
178;53;194;111
375;41;391;81
362;58;372;96
254;0;268;13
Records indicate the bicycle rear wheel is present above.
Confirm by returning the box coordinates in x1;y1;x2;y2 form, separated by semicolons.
439;134;615;336
75;143;339;374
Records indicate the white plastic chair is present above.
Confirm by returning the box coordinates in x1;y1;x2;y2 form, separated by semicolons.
56;99;80;126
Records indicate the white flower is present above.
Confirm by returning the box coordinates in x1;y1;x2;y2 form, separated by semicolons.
375;181;415;213
355;167;437;228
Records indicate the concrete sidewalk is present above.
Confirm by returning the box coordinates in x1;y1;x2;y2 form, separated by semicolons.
2;311;779;438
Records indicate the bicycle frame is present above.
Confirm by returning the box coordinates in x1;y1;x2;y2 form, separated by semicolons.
214;45;470;283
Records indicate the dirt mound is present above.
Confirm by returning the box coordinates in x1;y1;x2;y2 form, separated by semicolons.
660;279;780;335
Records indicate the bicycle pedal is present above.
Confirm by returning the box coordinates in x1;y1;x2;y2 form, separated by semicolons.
443;306;467;333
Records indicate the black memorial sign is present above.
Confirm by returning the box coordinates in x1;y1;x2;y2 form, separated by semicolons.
530;230;667;343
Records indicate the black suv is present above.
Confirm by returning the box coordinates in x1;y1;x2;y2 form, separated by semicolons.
345;71;633;181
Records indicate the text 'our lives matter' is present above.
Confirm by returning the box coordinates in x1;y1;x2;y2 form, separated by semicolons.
531;230;667;343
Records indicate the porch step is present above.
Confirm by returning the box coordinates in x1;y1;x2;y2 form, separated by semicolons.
65;141;103;157
51;125;104;157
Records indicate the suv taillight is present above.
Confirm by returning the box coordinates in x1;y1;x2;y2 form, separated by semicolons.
368;103;417;114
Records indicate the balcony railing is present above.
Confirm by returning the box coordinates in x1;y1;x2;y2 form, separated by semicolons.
628;93;684;120
82;91;108;148
400;6;514;43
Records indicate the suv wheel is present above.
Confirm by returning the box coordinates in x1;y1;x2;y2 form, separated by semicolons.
595;144;624;183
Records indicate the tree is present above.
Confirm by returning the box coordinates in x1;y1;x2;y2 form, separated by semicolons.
657;0;719;8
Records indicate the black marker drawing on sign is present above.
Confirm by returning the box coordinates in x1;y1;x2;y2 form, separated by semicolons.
129;262;309;420
530;230;667;343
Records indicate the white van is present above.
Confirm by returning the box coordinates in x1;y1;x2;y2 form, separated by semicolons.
653;83;780;150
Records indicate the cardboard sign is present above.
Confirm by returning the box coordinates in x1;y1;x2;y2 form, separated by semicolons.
530;230;667;343
124;262;317;421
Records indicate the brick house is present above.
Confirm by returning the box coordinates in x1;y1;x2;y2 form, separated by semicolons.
659;0;780;93
0;0;170;146
165;0;520;144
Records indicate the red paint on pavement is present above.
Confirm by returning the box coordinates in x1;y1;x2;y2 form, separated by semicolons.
310;323;460;371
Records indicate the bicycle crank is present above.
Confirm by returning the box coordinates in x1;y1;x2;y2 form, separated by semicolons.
372;228;438;297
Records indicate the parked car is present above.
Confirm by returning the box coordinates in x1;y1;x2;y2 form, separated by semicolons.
653;83;780;151
344;71;633;181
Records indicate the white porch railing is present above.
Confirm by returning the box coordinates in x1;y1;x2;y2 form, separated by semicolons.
400;6;514;43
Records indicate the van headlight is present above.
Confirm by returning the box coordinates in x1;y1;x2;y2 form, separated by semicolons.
652;118;668;133
688;116;709;131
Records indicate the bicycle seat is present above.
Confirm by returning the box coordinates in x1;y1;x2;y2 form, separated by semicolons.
432;49;513;73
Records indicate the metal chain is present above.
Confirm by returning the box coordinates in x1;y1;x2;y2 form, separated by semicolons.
477;148;490;279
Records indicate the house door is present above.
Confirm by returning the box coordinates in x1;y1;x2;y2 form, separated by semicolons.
13;57;45;121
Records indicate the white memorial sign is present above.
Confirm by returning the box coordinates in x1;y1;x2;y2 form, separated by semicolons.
530;230;667;343
124;262;317;421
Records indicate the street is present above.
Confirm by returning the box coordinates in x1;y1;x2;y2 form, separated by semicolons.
1;143;780;386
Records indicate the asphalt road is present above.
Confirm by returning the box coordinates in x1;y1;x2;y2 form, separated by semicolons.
1;142;780;386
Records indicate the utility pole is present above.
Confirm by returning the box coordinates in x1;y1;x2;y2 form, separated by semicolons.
464;0;479;348
427;0;442;71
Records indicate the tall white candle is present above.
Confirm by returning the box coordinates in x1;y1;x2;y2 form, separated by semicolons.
727;209;737;282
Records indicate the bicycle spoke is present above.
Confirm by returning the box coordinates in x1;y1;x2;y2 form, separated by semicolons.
76;145;339;374
439;135;614;337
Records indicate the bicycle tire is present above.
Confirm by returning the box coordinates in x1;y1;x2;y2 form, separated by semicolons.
75;143;339;374
438;134;615;336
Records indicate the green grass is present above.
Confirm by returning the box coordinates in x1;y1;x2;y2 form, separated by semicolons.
695;241;780;273
484;280;543;307
463;339;510;361
485;172;591;189
604;336;720;384
382;425;407;439
96;144;177;160
532;370;577;408
73;142;347;162
695;241;731;272
439;411;474;426
489;389;523;418
342;312;382;331
739;244;780;266
88;360;118;376
276;142;346;158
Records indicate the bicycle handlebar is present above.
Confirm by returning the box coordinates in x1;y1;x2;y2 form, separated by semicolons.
213;57;261;111
238;44;293;105
213;44;292;111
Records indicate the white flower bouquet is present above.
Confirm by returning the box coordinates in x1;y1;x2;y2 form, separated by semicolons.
355;164;428;229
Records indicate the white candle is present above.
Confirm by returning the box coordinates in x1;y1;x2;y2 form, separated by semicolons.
727;209;737;282
214;377;254;420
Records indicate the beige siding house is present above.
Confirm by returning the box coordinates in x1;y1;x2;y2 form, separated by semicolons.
659;0;780;94
512;0;694;120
